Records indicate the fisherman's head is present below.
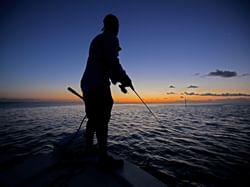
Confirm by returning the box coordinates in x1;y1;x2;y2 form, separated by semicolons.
102;14;119;36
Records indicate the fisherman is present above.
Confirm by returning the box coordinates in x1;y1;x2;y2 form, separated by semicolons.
81;14;133;168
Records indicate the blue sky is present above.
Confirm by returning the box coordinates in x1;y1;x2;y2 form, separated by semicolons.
1;0;250;102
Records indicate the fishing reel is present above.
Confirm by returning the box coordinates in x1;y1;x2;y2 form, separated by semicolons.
119;84;128;93
119;84;135;94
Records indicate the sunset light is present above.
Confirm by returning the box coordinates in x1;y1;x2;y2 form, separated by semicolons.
1;0;249;104
1;1;250;186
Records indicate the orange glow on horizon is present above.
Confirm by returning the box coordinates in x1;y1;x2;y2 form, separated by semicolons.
5;89;250;103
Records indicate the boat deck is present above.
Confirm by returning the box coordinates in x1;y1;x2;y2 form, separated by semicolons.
0;131;166;187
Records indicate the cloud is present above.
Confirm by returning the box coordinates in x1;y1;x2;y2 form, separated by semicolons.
197;70;250;78
187;85;199;89
207;69;237;78
166;92;176;95
169;85;175;88
194;73;200;76
184;92;197;96
184;92;250;97
240;73;250;77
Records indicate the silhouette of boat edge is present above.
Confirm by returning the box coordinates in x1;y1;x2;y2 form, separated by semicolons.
1;130;166;187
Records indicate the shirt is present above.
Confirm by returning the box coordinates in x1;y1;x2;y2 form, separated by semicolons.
81;31;127;93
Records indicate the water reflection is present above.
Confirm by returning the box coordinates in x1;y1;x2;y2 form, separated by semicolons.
0;103;250;186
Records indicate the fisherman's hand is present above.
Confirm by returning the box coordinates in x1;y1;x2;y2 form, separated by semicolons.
119;75;133;93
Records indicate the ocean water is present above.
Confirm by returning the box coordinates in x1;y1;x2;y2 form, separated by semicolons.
0;102;250;186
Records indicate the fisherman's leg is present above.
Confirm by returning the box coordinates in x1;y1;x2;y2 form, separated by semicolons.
83;91;97;152
96;117;109;157
96;115;124;168
85;118;96;151
96;92;124;168
96;89;113;158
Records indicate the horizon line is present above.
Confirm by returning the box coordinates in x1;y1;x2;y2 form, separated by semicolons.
1;97;250;104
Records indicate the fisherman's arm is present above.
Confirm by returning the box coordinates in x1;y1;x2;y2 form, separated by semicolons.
104;36;133;91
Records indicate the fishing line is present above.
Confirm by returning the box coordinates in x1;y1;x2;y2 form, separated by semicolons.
131;88;161;124
67;87;87;137
119;84;161;124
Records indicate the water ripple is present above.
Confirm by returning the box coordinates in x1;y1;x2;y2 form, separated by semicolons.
1;103;250;186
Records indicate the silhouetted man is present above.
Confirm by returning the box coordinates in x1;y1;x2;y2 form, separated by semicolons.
81;14;133;168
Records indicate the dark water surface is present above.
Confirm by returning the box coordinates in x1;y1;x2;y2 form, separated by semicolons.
1;102;250;186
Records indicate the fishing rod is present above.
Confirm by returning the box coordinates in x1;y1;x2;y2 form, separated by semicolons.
67;87;87;136
53;87;87;153
69;85;161;125
68;87;84;101
119;84;161;124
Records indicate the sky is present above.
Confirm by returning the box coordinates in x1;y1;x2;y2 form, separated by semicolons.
1;0;250;103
